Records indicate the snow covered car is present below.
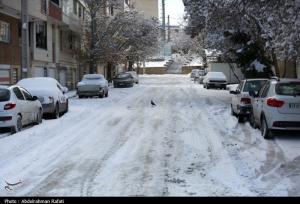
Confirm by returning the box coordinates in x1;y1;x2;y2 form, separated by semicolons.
126;71;139;84
17;77;69;119
230;79;268;123
203;72;227;89
249;78;300;139
0;85;43;133
113;73;135;88
190;69;199;78
77;74;109;98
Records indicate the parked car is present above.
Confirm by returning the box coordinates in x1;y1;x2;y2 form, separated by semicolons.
230;79;268;122
126;71;139;84
249;78;300;139
190;69;199;78
113;73;135;88
198;70;206;84
77;74;109;98
0;85;43;133
203;72;227;89
17;77;69;119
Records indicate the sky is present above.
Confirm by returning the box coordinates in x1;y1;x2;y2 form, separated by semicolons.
159;0;185;26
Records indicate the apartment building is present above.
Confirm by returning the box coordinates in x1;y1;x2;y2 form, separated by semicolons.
131;0;159;18
0;0;86;89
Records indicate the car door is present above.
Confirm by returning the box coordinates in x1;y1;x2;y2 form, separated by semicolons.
12;87;28;125
20;87;36;124
253;82;270;123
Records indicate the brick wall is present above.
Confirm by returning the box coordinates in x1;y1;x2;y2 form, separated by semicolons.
0;13;20;66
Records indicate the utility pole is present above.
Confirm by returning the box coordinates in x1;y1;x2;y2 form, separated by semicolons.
167;15;170;42
162;0;166;42
21;0;29;78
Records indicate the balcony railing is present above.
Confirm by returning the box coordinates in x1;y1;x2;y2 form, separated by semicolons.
48;1;62;21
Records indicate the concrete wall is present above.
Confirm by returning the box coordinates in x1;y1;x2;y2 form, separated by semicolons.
138;67;166;75
131;0;159;18
182;66;202;74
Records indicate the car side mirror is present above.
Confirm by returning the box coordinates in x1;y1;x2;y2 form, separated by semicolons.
62;87;68;94
32;96;38;101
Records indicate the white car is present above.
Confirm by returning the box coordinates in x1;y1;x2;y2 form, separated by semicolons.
250;78;300;139
77;74;109;98
203;72;227;89
0;85;43;133
17;77;69;119
126;71;139;84
230;79;268;122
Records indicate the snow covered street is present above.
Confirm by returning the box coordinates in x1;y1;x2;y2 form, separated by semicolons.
1;75;300;196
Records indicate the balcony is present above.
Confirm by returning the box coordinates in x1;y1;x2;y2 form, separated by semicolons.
48;0;62;21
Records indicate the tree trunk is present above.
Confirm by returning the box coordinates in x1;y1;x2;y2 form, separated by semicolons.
128;61;134;71
89;13;97;74
271;50;280;77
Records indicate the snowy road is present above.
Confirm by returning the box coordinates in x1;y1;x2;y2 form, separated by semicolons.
1;75;300;196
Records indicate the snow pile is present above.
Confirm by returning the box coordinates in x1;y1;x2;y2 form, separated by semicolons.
250;59;266;72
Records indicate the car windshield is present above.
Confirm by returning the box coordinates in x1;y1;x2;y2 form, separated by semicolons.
207;72;225;78
0;88;10;102
243;80;267;92
276;82;300;96
117;74;130;78
83;75;103;80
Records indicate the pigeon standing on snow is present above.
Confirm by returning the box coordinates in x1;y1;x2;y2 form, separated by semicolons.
151;100;157;107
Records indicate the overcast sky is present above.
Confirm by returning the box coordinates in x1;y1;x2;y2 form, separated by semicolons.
159;0;185;26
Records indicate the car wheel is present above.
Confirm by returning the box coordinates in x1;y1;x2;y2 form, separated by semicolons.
207;85;210;89
261;115;273;139
231;105;236;117
35;109;43;125
78;95;83;99
52;104;60;119
238;115;245;123
99;93;104;98
105;91;109;98
65;100;69;114
11;115;22;134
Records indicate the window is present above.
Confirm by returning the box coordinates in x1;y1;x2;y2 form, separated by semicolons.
276;82;300;96
20;88;33;101
13;87;25;100
36;21;47;49
51;0;60;6
243;80;267;92
79;4;82;18
259;82;270;98
73;0;78;15
109;6;114;16
0;89;10;102
41;0;47;14
0;20;10;43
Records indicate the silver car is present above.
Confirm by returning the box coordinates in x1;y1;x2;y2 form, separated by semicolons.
230;79;268;123
0;85;43;134
249;78;300;139
77;74;109;98
126;71;139;84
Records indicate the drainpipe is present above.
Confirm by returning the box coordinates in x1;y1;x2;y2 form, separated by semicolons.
21;0;30;78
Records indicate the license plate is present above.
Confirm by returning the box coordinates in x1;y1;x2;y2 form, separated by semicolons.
119;83;124;85
289;103;300;109
215;84;220;86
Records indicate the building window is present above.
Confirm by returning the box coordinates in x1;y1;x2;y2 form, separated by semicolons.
36;21;47;49
83;8;85;20
109;6;114;16
73;0;78;15
51;0;60;7
125;0;130;5
79;4;82;17
0;21;10;43
41;0;47;14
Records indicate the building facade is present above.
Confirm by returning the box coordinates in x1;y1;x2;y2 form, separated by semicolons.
131;0;159;18
0;0;86;89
